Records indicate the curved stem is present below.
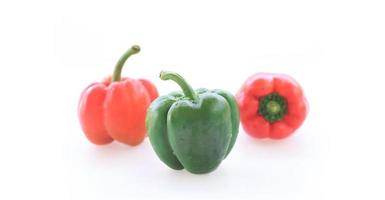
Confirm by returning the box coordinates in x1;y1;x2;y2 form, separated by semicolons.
160;71;198;101
112;45;141;82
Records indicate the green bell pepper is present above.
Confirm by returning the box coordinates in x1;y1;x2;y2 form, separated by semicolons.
146;71;240;174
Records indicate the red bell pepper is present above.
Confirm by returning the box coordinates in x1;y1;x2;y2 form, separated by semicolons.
78;45;158;145
236;73;308;139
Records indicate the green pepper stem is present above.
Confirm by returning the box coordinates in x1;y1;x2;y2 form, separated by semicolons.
112;45;141;82
160;71;198;101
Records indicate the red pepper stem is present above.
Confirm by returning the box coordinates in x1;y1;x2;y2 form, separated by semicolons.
112;45;141;82
160;71;198;101
258;93;288;123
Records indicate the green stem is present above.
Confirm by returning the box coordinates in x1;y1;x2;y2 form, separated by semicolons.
258;92;288;123
160;71;198;101
267;101;281;114
112;45;141;82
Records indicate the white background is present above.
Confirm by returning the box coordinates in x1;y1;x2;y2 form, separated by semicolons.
1;0;384;199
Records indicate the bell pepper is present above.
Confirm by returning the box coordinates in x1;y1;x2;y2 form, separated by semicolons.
146;71;239;174
78;45;158;145
237;73;308;139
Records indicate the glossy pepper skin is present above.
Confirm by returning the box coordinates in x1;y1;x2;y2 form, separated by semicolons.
78;45;158;145
146;71;239;174
237;73;308;139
